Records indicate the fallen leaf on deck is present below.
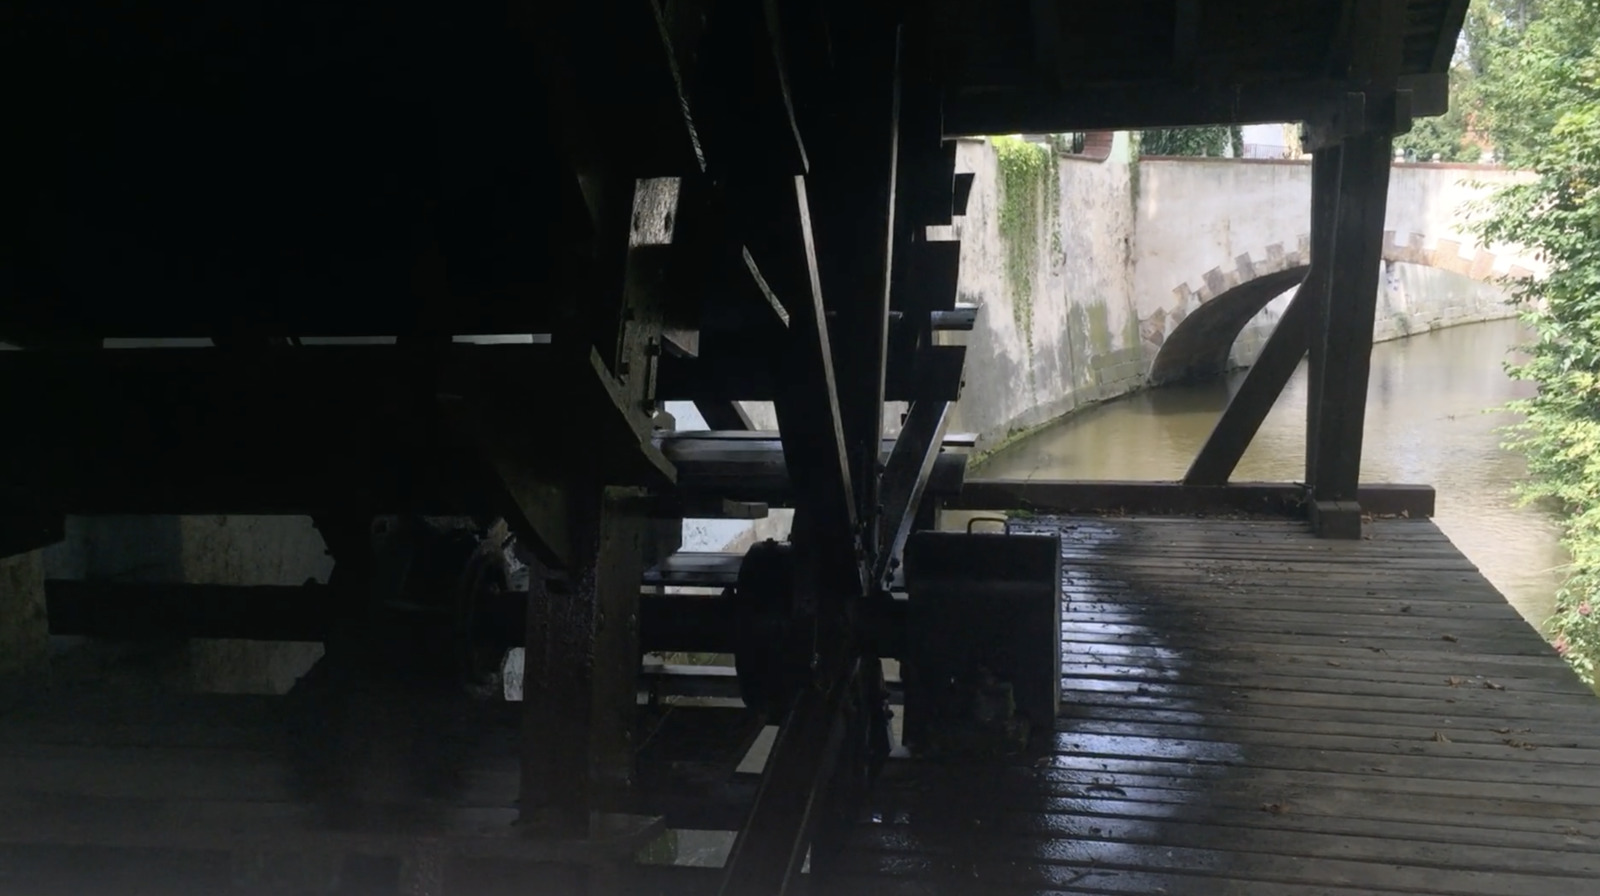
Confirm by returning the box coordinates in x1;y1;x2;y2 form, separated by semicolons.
1260;802;1287;814
1494;727;1512;734
1327;660;1343;667
1433;731;1452;743
1483;680;1506;690
1446;676;1464;687
1441;634;1459;642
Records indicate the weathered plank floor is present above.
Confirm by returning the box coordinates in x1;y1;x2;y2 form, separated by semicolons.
836;516;1600;896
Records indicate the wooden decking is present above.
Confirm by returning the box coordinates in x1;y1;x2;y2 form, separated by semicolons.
3;516;1598;894
836;516;1600;896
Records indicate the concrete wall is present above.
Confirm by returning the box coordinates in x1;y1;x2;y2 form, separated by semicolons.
1228;260;1519;368
1134;159;1535;367
43;516;332;693
946;152;1532;451
942;135;1144;454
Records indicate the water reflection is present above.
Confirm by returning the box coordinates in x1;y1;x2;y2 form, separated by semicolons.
977;320;1568;629
854;518;1247;892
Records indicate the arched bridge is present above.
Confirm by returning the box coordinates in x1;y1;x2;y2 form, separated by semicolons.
1133;160;1541;385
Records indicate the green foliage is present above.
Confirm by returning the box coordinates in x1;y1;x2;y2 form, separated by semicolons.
1474;0;1600;682
1466;0;1595;166
992;136;1060;348
1138;126;1241;157
1395;67;1482;162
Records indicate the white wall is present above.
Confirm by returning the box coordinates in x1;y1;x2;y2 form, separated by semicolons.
943;136;1144;454
1133;160;1536;368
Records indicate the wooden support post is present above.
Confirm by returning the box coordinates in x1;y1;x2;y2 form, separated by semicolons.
1183;289;1312;485
1185;149;1339;486
499;159;671;847
874;400;951;588
815;28;902;560
1306;128;1395;538
717;20;903;895
718;660;859;896
768;175;862;595
520;486;647;835
1305;145;1342;492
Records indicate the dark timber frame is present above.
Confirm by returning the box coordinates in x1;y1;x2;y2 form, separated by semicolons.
1168;61;1413;538
1;1;1473;893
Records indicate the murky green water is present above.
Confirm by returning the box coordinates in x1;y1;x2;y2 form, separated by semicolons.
975;318;1569;630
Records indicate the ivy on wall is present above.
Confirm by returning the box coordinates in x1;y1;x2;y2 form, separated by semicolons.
993;136;1060;351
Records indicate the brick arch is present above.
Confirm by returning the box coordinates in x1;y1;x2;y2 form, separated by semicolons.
1145;232;1540;385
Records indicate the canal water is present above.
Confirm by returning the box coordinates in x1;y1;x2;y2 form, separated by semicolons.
974;318;1569;631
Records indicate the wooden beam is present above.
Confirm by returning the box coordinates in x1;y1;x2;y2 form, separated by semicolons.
1028;0;1065;90
952;171;976;217
1304;146;1341;490
1347;0;1406;87
718;659;858;896
1183;288;1313;486
931;303;978;331
1306;128;1395;535
510;0;703;178
1171;0;1201;82
520;487;649;835
900;240;962;315
656;344;965;403
694;400;756;431
1185;144;1339;486
687;0;808;178
813;27;903;560
719;22;907;893
950;479;1435;519
1433;0;1473;72
661;438;966;506
768;176;860;585
873;400;952;589
0;345;671;517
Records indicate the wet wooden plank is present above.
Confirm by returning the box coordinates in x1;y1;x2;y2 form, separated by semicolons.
838;516;1600;895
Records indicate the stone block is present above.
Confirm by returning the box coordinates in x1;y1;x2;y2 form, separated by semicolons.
1469;249;1496;280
